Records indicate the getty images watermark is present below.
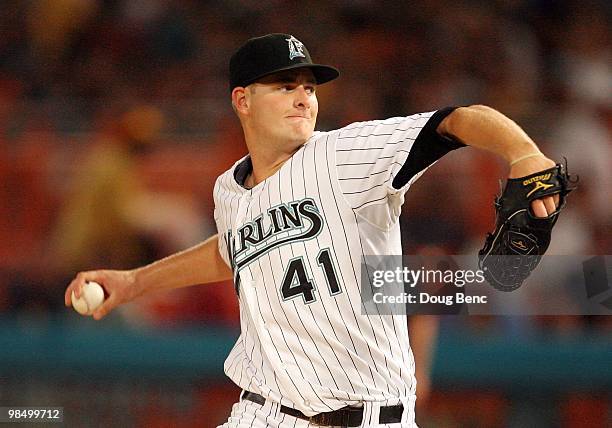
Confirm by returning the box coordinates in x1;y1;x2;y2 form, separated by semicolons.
360;255;612;316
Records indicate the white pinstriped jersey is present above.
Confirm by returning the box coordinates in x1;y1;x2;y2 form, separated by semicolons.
213;109;459;417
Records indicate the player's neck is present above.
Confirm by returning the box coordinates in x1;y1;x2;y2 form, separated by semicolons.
245;143;302;187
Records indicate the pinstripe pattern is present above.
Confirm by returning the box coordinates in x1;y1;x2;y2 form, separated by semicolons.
214;111;437;420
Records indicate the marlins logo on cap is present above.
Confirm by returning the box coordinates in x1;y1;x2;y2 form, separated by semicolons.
286;35;306;60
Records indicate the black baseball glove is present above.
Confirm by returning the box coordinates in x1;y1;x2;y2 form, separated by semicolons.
478;161;577;291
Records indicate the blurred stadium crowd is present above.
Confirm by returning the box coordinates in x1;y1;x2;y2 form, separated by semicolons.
1;0;609;325
0;0;610;426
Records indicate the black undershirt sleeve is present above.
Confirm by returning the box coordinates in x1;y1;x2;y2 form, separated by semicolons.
392;106;465;190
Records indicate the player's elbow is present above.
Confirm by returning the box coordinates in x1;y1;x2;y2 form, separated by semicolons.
438;104;499;138
465;104;496;113
452;105;498;123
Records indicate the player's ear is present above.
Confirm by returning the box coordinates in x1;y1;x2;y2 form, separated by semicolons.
232;87;249;115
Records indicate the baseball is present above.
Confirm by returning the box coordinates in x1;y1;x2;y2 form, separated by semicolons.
71;281;105;316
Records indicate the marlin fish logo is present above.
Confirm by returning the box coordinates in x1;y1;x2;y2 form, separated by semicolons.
286;35;306;60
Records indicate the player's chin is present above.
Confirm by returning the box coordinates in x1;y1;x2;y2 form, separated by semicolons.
289;124;314;141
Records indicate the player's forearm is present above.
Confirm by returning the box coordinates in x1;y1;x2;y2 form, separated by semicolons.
438;105;543;163
133;234;233;294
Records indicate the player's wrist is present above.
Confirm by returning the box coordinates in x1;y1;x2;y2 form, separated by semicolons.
129;267;148;297
509;151;544;166
504;139;541;163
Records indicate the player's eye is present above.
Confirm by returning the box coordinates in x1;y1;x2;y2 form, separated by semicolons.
305;85;316;95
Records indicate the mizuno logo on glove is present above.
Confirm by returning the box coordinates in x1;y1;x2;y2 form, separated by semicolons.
523;173;552;186
526;180;555;197
511;240;529;251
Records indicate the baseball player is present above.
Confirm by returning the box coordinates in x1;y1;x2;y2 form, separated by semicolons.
65;34;561;427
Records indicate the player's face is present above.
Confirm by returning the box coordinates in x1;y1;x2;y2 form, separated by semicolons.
247;69;318;146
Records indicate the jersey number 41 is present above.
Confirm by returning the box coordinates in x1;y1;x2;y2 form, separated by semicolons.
281;249;342;304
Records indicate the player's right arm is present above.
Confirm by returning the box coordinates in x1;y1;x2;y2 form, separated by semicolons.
64;233;233;320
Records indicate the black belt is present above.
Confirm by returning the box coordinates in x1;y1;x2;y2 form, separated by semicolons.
242;391;403;427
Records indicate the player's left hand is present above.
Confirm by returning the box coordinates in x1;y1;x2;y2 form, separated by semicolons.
508;154;559;218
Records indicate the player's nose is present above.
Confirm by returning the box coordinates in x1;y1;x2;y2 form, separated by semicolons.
293;85;311;109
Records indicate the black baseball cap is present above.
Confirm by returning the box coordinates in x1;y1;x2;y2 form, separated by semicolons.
229;33;339;91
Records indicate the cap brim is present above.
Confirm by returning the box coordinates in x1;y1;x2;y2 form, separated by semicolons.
241;63;339;87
